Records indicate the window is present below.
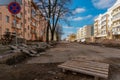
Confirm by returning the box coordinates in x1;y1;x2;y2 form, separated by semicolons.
0;13;2;20
25;10;27;14
21;23;22;27
28;33;30;38
28;1;30;5
24;28;26;32
6;16;9;23
25;19;26;24
28;18;31;22
6;28;9;32
28;9;30;13
13;19;16;26
28;26;29;30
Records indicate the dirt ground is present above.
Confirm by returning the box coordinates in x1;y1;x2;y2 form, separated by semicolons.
27;42;120;64
0;63;94;80
0;42;120;80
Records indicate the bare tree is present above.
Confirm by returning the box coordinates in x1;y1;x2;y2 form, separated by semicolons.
55;24;64;41
35;0;71;42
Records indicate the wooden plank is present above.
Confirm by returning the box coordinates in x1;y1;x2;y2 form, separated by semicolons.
59;65;108;75
62;61;109;71
58;65;108;79
69;60;108;69
63;60;108;69
58;60;109;79
60;64;108;74
72;59;109;68
60;65;108;74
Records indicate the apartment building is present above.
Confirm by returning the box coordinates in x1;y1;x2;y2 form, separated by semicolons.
0;0;47;41
76;28;82;42
109;0;120;39
76;25;92;42
94;13;110;39
94;0;120;40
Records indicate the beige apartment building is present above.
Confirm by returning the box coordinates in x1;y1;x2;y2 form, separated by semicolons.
94;0;120;40
110;0;120;39
94;13;110;39
76;25;92;42
0;0;47;41
76;28;82;42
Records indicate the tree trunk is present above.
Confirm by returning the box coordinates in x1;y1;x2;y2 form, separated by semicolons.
46;24;49;43
56;33;59;41
51;30;55;41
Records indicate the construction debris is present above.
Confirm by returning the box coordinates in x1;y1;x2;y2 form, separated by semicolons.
8;42;55;57
0;42;57;64
58;59;109;80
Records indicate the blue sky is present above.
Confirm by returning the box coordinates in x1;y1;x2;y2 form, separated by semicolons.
62;0;117;39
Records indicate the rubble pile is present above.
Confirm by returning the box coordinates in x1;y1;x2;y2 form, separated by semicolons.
0;42;56;65
9;42;54;57
82;39;120;49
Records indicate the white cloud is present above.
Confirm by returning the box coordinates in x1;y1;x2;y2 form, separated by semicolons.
63;26;73;29
85;15;92;18
73;17;83;21
75;27;80;30
65;31;74;34
67;16;73;20
68;15;93;21
92;0;117;9
73;8;86;14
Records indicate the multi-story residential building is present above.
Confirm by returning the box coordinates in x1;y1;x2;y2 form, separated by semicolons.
84;25;92;38
0;0;47;42
76;28;82;42
94;0;120;40
94;13;110;39
76;25;92;42
109;0;120;39
94;17;99;37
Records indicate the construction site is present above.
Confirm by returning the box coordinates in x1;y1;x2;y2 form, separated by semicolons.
0;42;120;80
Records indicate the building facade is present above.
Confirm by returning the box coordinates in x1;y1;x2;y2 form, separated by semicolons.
94;0;120;40
94;13;110;39
76;25;92;42
67;34;76;42
110;0;120;39
0;0;47;41
76;28;82;42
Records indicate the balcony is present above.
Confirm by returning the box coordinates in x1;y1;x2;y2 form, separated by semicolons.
12;23;22;29
32;15;39;21
31;22;36;27
16;13;22;19
95;32;107;37
112;16;120;22
101;17;106;22
112;9;120;16
112;23;120;28
31;30;36;34
12;23;16;28
94;22;98;25
17;24;22;29
101;22;106;26
112;27;120;35
101;25;106;30
112;31;120;35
